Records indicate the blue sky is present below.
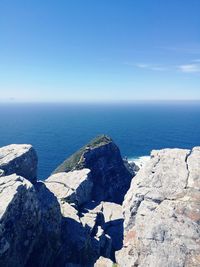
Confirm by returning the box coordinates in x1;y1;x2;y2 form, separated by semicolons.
0;0;200;102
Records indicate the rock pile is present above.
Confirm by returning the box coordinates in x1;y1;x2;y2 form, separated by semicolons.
0;138;200;267
0;136;131;266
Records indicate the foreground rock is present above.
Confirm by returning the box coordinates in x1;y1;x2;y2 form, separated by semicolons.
0;174;39;267
2;141;200;267
0;173;61;267
45;169;92;207
116;147;200;267
0;144;37;183
0;138;128;267
46;169;123;265
81;201;124;259
53;135;133;204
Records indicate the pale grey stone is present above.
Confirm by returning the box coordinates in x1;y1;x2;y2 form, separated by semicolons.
187;147;200;189
45;169;93;207
81;201;123;254
0;174;62;267
0;144;37;183
116;147;200;267
0;174;40;266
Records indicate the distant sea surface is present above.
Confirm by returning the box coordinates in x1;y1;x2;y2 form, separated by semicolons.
0;102;200;179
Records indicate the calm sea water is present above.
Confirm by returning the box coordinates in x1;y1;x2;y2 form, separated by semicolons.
0;102;200;179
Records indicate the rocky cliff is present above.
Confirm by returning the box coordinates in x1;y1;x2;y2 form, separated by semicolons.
0;137;131;266
116;147;200;267
0;139;200;267
53;135;133;204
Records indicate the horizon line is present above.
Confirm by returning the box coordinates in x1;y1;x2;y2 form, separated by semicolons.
1;99;200;105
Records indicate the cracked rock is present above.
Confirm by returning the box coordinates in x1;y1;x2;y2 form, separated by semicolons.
116;147;200;267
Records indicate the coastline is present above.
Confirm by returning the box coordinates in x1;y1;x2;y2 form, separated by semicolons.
128;155;151;169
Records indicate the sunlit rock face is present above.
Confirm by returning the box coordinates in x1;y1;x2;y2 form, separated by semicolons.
0;144;38;183
1;140;200;267
116;147;200;267
0;138;131;267
45;169;93;207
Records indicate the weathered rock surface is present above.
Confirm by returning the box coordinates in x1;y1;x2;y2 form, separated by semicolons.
44;170;100;266
44;170;113;266
27;181;62;267
53;135;133;204
0;144;37;183
46;185;123;265
80;201;123;261
0;174;40;267
2;141;200;267
45;169;92;207
0;141;126;266
116;147;200;267
0;174;61;267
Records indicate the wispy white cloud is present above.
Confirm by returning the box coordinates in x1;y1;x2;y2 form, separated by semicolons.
125;62;167;71
125;60;200;74
178;63;200;73
160;45;200;55
135;63;149;68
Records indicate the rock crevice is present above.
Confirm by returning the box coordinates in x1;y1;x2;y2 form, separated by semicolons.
0;137;131;266
1;140;200;267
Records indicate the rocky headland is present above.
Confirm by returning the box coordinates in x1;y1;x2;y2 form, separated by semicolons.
0;135;200;267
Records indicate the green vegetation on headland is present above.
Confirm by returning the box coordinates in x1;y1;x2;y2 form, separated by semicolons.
53;135;112;173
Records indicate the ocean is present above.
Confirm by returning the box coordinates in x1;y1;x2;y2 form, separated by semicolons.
0;102;200;179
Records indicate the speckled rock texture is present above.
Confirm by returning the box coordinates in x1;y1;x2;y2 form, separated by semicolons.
116;147;200;267
0;174;61;267
0;144;38;183
1;142;200;267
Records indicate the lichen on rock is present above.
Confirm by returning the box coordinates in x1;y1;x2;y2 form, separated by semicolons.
116;147;200;267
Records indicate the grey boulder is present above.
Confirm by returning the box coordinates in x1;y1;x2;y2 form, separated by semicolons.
45;169;93;207
0;174;40;267
0;144;38;183
0;174;62;267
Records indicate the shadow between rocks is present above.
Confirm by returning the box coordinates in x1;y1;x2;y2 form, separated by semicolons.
1;181;124;267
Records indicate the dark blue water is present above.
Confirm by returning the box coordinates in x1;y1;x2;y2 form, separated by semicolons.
0;102;200;179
